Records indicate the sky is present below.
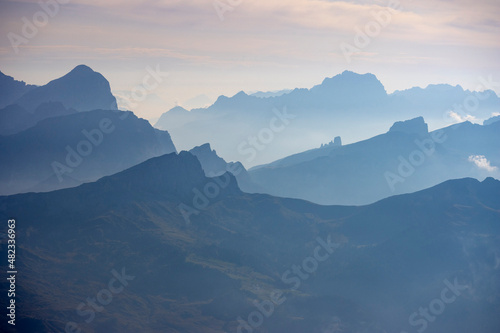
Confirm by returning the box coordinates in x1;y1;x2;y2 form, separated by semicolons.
1;0;499;120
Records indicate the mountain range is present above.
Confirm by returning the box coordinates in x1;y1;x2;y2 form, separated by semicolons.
188;143;262;193
0;70;36;109
0;65;117;135
155;71;500;167
247;116;500;205
0;109;176;195
0;65;499;333
1;151;499;333
0;65;177;195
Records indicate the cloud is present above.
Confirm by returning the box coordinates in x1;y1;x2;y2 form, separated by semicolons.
447;111;476;123
468;155;498;172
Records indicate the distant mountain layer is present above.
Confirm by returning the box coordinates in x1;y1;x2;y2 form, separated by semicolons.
14;65;117;112
0;152;499;332
0;65;120;136
188;143;263;193
0;109;176;195
484;115;500;125
249;117;500;205
250;89;292;98
155;71;500;166
0;101;77;136
0;70;36;108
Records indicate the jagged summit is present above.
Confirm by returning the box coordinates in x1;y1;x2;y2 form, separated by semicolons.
389;116;428;135
233;91;248;98
82;151;240;199
189;143;230;176
484;115;500;125
312;71;387;96
0;69;37;108
321;136;342;148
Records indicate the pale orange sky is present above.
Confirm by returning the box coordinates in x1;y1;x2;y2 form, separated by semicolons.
1;0;499;120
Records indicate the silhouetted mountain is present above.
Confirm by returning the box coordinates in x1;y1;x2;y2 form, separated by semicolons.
0;104;32;136
305;70;388;108
250;89;292;98
389;116;428;135
392;84;500;114
155;71;500;167
189;143;229;175
0;152;499;333
0;101;77;135
484;115;500;125
249;118;500;205
14;65;117;112
0;70;36;108
0;109;176;195
188;143;263;193
250;135;343;172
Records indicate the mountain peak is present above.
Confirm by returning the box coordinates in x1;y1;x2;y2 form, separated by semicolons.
484;115;500;126
15;65;117;111
389;116;428;135
311;71;387;101
190;143;217;157
193;142;212;151
169;105;189;113
233;91;248;98
91;151;239;199
0;69;37;109
483;177;499;184
189;143;228;176
69;64;94;74
321;71;381;85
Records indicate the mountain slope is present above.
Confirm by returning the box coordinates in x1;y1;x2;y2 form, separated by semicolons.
0;101;77;135
0;70;36;108
0;109;176;195
249;117;500;205
188;143;263;193
154;71;500;167
0;152;499;333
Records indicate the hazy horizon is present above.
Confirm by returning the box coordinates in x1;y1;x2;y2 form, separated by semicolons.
1;0;499;120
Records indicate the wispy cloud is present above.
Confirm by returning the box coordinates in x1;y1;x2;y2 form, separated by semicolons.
448;111;476;123
468;155;498;172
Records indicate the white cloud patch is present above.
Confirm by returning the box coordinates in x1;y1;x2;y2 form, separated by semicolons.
468;155;498;172
448;111;476;123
